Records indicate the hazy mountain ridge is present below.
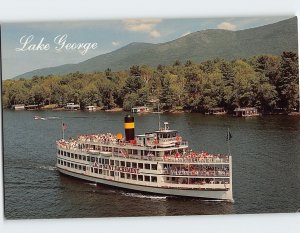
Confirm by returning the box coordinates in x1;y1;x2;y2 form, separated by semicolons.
14;17;298;79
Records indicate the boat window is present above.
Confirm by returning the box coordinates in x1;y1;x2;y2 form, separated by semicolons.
87;156;90;162
126;173;131;179
132;150;138;155
151;164;157;170
138;163;143;169
151;176;157;182
67;162;70;167
94;168;98;173
63;151;66;156
138;175;143;181
79;155;82;160
99;169;102;174
91;157;95;162
145;164;150;170
113;148;118;153
71;153;74;158
110;171;114;176
57;150;60;154
75;154;78;159
57;158;60;164
83;166;86;171
115;160;119;166
121;161;125;167
120;173;125;178
132;174;137;180
132;162;137;168
78;165;82;170
75;164;78;169
110;160;114;165
105;159;109;164
67;152;70;157
145;176;150;182
126;162;131;167
83;155;86;161
71;163;74;168
128;149;132;154
163;134;167;138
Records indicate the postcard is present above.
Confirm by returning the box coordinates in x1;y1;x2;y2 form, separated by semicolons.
1;16;299;219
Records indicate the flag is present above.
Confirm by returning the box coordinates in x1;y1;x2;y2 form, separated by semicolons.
226;130;232;141
62;122;67;131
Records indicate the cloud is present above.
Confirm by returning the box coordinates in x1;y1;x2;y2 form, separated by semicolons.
181;31;191;37
149;30;160;38
217;22;237;30
122;19;162;37
112;41;121;46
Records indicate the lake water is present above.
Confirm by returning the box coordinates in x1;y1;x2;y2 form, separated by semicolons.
3;110;300;219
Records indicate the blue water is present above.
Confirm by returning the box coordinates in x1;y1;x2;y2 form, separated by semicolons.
3;110;300;219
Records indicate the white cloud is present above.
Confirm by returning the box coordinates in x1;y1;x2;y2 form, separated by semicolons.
122;19;162;37
112;41;121;46
149;30;160;38
181;31;191;37
217;22;237;31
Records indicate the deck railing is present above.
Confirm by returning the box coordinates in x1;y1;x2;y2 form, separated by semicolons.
57;145;230;164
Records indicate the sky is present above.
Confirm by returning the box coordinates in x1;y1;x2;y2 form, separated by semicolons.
1;16;293;80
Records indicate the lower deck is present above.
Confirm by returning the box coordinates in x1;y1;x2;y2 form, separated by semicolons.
57;167;233;201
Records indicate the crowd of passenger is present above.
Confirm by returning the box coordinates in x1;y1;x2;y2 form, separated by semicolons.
163;151;229;163
56;139;80;150
166;178;229;185
77;133;118;144
164;165;229;177
56;134;229;163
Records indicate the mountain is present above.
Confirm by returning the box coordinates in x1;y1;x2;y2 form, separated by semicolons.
14;17;298;79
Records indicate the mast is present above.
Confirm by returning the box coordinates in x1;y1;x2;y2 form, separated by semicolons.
227;127;231;155
158;101;161;130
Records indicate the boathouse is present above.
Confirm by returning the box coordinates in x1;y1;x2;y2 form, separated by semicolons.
65;103;80;110
234;107;259;117
25;104;41;110
85;105;97;111
206;107;226;115
131;106;150;113
12;104;25;110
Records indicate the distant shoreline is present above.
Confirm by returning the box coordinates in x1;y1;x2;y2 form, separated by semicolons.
6;106;300;116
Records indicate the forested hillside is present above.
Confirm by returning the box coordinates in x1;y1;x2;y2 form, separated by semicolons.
3;52;299;113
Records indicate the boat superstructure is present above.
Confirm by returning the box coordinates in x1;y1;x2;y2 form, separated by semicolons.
56;115;233;201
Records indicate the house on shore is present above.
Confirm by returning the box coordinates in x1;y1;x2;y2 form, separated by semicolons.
131;106;150;113
206;107;226;115
85;105;97;111
234;107;259;117
65;103;80;111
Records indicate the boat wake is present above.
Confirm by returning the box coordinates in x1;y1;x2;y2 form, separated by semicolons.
38;165;57;171
120;191;167;200
85;182;97;186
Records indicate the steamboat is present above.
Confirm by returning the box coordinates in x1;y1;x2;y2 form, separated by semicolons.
56;115;233;201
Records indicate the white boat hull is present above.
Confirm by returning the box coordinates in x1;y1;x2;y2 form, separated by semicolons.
58;168;233;202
